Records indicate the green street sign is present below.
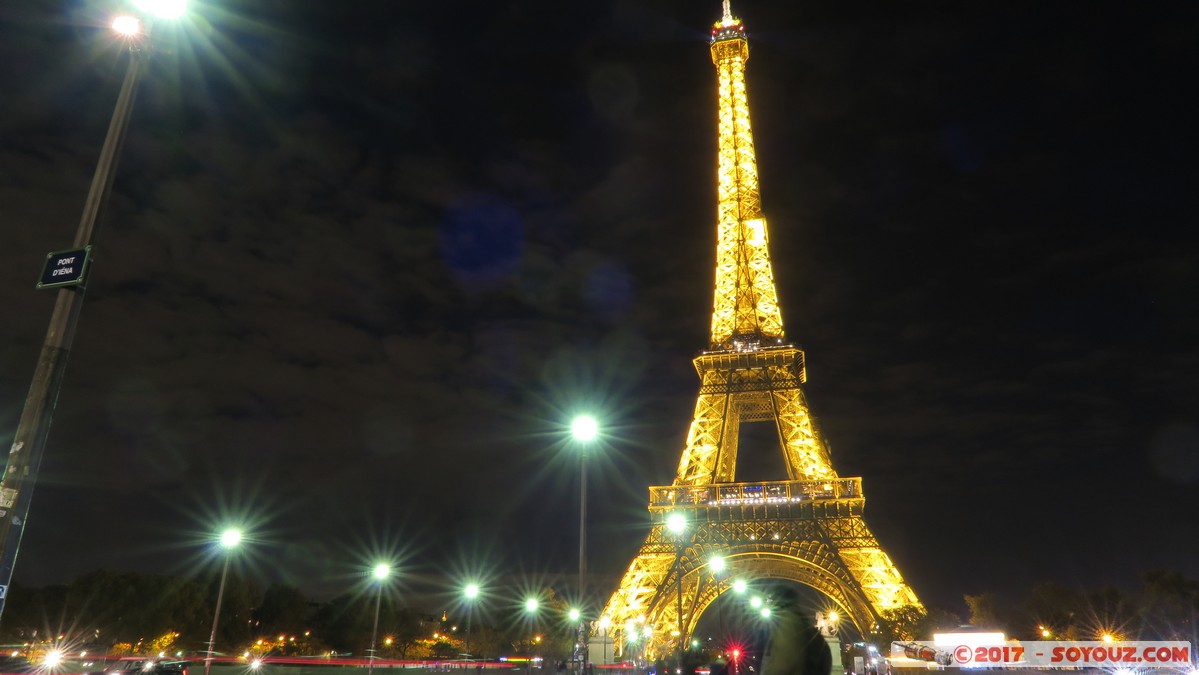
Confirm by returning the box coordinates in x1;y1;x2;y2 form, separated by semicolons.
37;246;92;290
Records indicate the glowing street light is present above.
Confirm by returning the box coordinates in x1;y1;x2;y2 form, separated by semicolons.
368;563;392;675
43;650;64;668
709;556;726;573
733;579;747;593
205;528;243;675
666;512;687;536
112;16;141;36
524;597;542;666
571;416;598;442
0;0;189;623
221;529;243;548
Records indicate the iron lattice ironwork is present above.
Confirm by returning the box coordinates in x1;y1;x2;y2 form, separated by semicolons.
598;2;922;661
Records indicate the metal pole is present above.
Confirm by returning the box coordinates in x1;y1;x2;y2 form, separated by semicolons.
578;450;587;671
0;36;146;619
675;538;684;673
205;555;231;675
465;603;472;659
717;583;725;652
368;583;383;675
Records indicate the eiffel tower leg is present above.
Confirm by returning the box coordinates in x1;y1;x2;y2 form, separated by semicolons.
825;515;923;617
770;386;833;480
676;371;735;485
602;524;681;659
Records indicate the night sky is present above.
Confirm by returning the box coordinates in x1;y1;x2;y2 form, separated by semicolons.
1;0;1196;615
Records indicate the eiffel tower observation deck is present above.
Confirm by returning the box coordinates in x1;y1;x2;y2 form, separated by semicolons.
598;2;923;662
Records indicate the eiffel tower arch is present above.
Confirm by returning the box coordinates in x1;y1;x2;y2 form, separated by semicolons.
598;2;922;661
606;490;919;658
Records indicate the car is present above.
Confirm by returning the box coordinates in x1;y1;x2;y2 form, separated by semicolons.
0;655;36;673
89;659;191;675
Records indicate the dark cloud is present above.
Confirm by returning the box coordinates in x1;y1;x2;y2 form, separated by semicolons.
0;0;1196;613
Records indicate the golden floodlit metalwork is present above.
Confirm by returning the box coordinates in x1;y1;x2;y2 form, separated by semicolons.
600;2;922;660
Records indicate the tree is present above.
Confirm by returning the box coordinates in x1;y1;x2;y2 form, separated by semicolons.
1140;571;1199;640
381;607;426;659
876;605;962;645
533;587;578;663
254;585;313;637
1084;587;1136;639
0;582;68;642
1023;582;1084;639
469;625;506;660
876;606;927;643
964;593;1007;631
63;571;209;647
431;639;457;659
206;570;261;652
147;630;181;656
311;592;369;653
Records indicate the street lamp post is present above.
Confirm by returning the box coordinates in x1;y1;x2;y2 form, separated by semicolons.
368;563;391;675
205;528;242;675
464;582;480;659
641;624;653;671
571;415;598;670
524;598;540;675
703;556;726;642
666;512;687;673
624;633;636;670
0;2;188;620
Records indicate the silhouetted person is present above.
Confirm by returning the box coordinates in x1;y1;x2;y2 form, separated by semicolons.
759;586;832;675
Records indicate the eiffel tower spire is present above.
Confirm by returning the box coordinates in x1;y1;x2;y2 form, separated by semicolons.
709;3;784;349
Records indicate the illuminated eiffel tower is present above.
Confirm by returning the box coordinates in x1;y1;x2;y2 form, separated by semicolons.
598;2;922;660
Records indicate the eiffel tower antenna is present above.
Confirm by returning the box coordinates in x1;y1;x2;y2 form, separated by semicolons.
597;5;923;663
